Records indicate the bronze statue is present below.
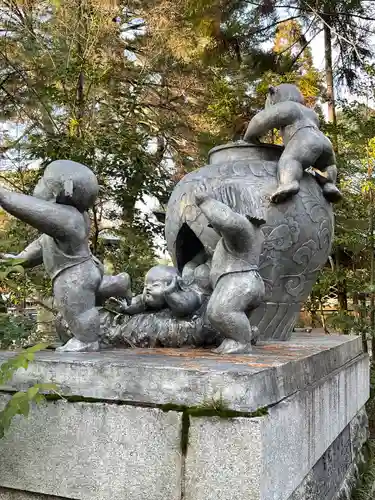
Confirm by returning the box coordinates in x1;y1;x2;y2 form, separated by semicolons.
195;192;266;353
0;83;339;354
0;160;131;352
243;83;342;204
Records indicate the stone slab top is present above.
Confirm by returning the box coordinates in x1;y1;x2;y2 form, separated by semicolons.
0;333;366;412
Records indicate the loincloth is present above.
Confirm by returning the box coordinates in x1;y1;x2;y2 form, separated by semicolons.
212;265;260;288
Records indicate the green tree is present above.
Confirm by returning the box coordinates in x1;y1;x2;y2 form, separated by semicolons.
0;0;298;272
307;68;375;339
251;19;324;144
0;0;171;280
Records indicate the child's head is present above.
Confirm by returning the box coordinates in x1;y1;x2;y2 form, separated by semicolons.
142;265;179;309
266;84;305;107
33;160;99;212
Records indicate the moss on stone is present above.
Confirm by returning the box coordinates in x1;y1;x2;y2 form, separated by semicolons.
161;398;268;419
180;412;190;455
43;392;268;456
161;398;269;455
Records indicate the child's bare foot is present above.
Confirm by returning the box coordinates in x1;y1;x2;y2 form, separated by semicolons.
56;338;100;352
250;326;260;345
271;181;300;204
195;192;211;206
322;183;342;203
212;339;252;354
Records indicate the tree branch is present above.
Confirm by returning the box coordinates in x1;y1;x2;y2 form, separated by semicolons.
287;28;323;71
249;15;302;36
0;49;58;133
244;1;375;22
275;15;316;58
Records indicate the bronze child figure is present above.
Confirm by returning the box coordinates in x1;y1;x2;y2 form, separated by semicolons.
243;83;342;204
195;192;265;354
0;160;131;352
118;264;203;318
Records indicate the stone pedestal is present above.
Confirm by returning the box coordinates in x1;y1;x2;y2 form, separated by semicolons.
0;333;369;500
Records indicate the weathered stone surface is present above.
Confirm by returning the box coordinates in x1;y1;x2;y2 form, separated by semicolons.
185;417;262;500
262;354;369;500
0;333;368;500
185;354;369;500
350;405;369;459
0;488;65;499
0;400;182;500
288;407;370;500
0;333;364;412
288;426;352;500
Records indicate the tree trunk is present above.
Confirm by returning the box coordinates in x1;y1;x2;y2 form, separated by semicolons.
77;71;85;123
323;13;348;324
76;0;85;135
91;204;100;256
323;21;337;138
337;280;348;311
369;167;375;357
319;297;329;334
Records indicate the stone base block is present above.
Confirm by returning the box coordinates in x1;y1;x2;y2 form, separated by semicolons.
0;489;63;499
185;355;368;500
0;401;182;500
0;333;369;500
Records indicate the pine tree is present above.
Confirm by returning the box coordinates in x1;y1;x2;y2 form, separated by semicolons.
244;19;324;144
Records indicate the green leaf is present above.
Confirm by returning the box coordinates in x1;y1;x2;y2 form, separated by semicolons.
18;399;30;417
0;407;14;432
0;345;49;386
34;394;45;405
10;265;25;275
8;258;26;266
3;278;21;289
27;386;40;400
18;357;29;369
11;391;27;401
26;343;49;353
24;352;35;362
7;394;30;417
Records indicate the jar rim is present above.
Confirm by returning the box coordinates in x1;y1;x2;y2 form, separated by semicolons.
208;141;284;160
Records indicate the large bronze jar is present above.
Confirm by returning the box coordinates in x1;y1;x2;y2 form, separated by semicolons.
165;143;334;341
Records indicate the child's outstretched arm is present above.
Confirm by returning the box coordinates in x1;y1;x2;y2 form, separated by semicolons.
1;238;43;268
165;289;202;318
119;294;146;315
182;251;206;280
164;277;202;317
243;101;298;142
196;193;254;252
0;187;85;241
